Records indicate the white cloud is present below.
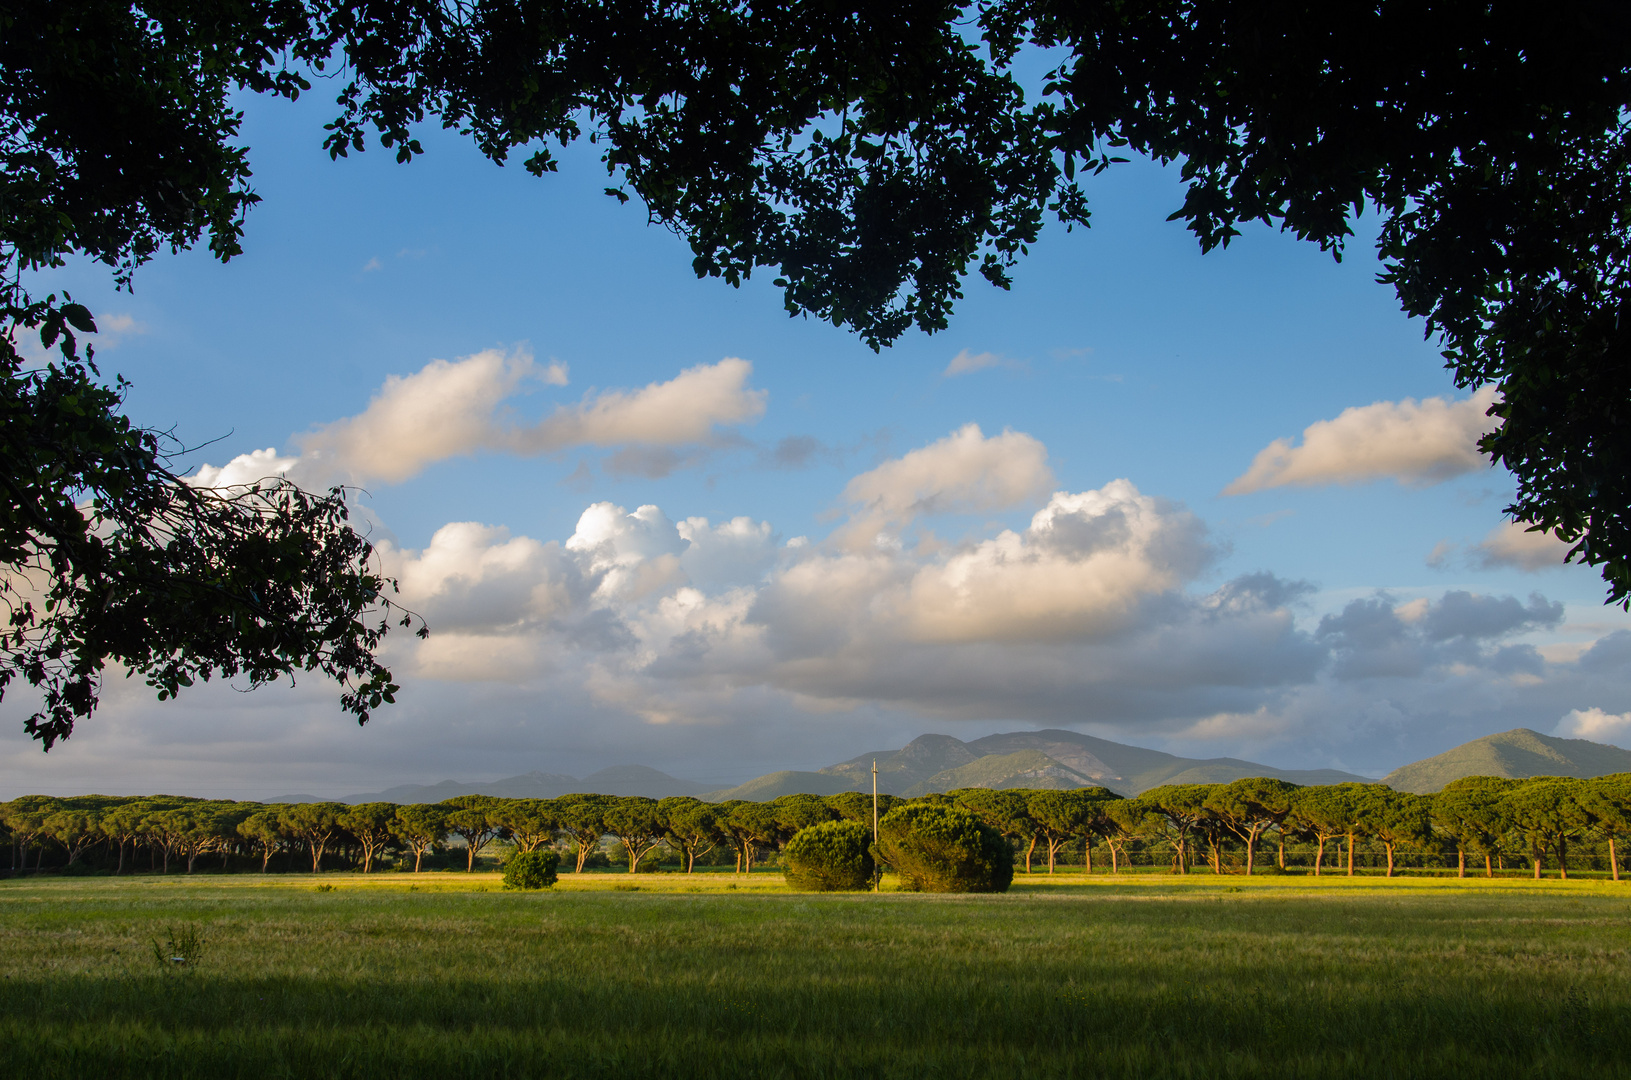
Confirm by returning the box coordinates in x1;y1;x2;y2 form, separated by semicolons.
677;516;778;591
1555;707;1631;745
1224;385;1499;495
894;482;1212;643
17;485;1631;797
1473;521;1573;571
943;349;1013;376
95;313;145;337
188;448;300;489
512;357;764;451
191;351;760;489
382;522;581;633
38;422;1631;796
298;348;537;485
565;503;690;605
838;423;1053;547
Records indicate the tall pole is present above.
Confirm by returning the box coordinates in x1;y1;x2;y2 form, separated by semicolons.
872;759;879;893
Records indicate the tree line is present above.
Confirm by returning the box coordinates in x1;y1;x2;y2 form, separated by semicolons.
4;775;1630;881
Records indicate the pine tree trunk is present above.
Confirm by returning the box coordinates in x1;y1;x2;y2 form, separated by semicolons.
1314;837;1324;877
1457;849;1465;878
1485;853;1493;878
1277;832;1286;870
1385;844;1394;877
1025;837;1036;873
1533;855;1542;879
1347;833;1355;876
1558;836;1569;880
1085;841;1092;875
1611;837;1620;882
1245;836;1255;877
117;839;126;875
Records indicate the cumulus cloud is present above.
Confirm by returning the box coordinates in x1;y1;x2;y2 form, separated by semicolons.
1316;590;1563;681
191;351;762;489
19;502;1631;798
300;348;537;484
1224;385;1499;495
512;357;764;451
188;448;299;489
838;423;1053;547
57;424;1631;796
890;482;1213;643
677;516;778;591
1555;707;1631;744
364;465;1288;729
1472;520;1574;571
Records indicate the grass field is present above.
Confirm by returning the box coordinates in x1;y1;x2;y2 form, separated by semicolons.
2;871;1628;1078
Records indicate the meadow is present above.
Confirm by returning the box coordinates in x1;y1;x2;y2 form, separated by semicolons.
1;871;1628;1079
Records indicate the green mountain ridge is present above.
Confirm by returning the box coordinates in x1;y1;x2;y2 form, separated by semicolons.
1381;728;1631;793
282;728;1631;805
702;729;1377;801
905;749;1099;796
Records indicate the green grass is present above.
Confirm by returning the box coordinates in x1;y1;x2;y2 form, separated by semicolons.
3;871;1629;1078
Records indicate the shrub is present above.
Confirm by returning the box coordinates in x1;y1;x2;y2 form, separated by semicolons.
784;820;875;891
875;803;1014;893
150;924;205;969
502;850;560;890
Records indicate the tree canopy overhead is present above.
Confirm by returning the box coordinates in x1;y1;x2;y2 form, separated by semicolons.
3;0;1629;741
288;0;1631;601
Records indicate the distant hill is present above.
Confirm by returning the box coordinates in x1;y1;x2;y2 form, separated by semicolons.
259;726;1631;807
906;749;1098;795
269;766;712;805
701;771;858;802
702;729;1374;801
1382;728;1631;793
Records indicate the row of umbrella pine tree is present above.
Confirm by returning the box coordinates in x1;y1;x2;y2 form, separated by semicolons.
4;774;1630;879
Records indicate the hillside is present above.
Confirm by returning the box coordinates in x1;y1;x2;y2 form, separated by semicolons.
271;766;712;805
700;771;857;802
697;729;1374;801
275;728;1386;805
1381;728;1631;793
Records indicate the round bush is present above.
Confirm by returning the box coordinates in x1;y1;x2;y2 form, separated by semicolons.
784;820;875;891
875;803;1014;893
502;849;560;890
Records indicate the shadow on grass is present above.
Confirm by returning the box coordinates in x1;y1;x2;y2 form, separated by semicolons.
1;961;1624;1079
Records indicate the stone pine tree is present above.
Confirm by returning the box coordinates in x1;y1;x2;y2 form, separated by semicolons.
1206;778;1298;876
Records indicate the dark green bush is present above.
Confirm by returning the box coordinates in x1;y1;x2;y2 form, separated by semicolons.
783;820;875;891
875;803;1014;893
502;850;560;890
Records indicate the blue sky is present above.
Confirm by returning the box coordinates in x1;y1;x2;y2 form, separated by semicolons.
5;87;1629;799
